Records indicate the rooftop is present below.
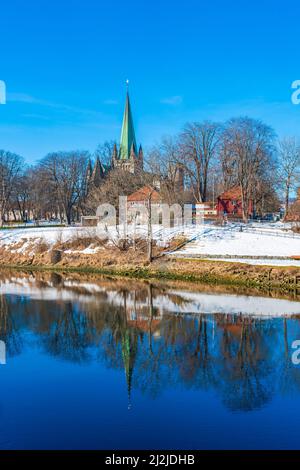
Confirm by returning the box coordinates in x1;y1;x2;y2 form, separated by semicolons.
127;185;161;202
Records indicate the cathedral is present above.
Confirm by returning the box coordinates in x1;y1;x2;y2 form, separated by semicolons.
112;91;143;174
86;89;143;190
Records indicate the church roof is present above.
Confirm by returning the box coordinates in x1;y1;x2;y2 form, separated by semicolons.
119;92;137;160
91;156;104;187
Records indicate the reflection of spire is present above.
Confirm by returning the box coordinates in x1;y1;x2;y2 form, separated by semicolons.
121;329;137;409
121;290;138;409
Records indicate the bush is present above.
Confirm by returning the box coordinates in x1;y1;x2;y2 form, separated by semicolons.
291;223;300;234
35;238;50;254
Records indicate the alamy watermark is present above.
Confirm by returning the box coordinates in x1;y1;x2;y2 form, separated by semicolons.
291;340;300;365
0;80;6;104
0;341;6;365
291;80;300;105
86;197;206;240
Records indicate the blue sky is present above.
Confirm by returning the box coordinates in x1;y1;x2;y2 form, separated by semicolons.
1;0;300;162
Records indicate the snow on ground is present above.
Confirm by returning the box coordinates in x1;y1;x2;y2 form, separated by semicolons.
1;221;300;266
172;223;300;261
0;225;86;247
0;223;197;253
207;258;300;267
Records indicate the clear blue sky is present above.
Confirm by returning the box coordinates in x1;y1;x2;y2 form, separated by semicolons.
1;0;300;162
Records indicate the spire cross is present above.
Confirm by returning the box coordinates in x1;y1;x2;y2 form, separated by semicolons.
126;79;129;91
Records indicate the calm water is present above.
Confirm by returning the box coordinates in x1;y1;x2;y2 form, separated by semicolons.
1;271;300;449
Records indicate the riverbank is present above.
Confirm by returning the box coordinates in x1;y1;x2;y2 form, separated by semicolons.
0;243;300;293
1;222;300;293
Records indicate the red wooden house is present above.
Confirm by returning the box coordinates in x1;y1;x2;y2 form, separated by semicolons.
217;186;253;218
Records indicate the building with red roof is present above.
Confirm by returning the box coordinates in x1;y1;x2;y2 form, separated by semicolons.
127;186;161;205
217;186;253;218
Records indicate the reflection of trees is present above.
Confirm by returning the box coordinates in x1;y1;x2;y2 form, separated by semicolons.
0;295;22;356
216;316;275;411
42;302;95;362
40;287;300;411
135;287;165;398
176;316;217;390
3;273;300;414
50;272;63;287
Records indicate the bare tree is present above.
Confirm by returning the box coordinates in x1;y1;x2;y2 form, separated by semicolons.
39;151;90;225
84;168;151;214
220;117;276;222
180;121;222;203
0;150;24;226
278;138;300;214
147;136;187;204
30;165;63;221
94;140;117;168
146;188;154;263
13;170;32;222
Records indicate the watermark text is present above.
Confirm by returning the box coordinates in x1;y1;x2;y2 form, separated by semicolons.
0;80;6;104
291;80;300;105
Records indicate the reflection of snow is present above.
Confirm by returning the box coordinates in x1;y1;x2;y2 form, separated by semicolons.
1;277;300;317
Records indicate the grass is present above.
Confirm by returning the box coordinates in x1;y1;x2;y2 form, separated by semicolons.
173;256;300;269
0;259;295;292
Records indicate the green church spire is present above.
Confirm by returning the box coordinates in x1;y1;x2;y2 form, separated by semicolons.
119;90;137;160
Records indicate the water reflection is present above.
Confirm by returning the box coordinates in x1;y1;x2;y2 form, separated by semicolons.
0;295;23;357
1;272;300;414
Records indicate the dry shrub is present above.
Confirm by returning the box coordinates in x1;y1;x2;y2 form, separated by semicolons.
133;237;148;253
291;223;300;234
58;233;109;251
113;238;131;251
112;236;158;253
168;236;188;251
35;238;50;254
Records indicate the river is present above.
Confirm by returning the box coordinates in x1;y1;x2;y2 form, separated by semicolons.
0;271;300;449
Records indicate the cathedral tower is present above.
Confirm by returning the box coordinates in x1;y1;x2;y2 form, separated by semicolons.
112;87;143;174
